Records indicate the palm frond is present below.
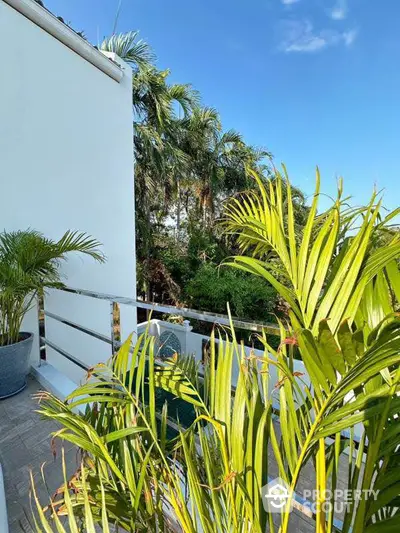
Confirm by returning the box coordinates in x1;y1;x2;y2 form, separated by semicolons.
0;229;104;344
54;231;105;263
100;30;154;70
222;167;400;334
31;316;400;532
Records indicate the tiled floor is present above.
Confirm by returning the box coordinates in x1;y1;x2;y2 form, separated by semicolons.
0;377;78;533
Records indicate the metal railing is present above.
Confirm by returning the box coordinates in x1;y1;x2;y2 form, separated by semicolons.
40;286;280;368
62;286;279;330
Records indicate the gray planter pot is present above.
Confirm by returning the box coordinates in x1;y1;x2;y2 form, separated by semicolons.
0;333;33;399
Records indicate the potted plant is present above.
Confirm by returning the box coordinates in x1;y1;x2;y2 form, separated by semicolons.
0;229;104;398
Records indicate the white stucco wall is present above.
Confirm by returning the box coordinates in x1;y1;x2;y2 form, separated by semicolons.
0;1;136;383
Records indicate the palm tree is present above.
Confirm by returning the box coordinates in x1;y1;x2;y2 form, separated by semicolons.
173;107;271;226
32;312;400;533
100;30;155;71
101;32;199;299
0;229;104;345
100;30;272;240
100;31;276;307
223;166;400;335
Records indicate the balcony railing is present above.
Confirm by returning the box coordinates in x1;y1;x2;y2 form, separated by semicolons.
39;285;281;372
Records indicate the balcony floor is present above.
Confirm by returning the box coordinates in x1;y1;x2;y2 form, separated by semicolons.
0;376;77;533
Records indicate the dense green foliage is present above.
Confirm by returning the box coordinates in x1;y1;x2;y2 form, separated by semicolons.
32;172;400;533
100;31;282;318
185;263;276;320
136;223;282;324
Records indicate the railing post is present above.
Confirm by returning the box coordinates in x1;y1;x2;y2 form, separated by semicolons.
38;291;45;365
183;320;193;355
21;293;42;368
110;301;121;355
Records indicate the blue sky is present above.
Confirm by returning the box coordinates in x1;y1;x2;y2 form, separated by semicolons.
45;0;400;211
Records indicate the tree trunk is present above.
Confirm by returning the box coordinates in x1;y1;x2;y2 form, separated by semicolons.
176;179;181;239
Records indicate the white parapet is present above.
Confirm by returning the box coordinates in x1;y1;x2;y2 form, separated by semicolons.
3;0;123;81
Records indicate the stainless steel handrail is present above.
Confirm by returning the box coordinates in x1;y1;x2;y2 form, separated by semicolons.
60;286;280;334
42;286;279;372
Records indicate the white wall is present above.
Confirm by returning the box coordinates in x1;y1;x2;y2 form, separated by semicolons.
0;1;136;383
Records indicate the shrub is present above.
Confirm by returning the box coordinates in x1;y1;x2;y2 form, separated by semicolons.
185;263;277;321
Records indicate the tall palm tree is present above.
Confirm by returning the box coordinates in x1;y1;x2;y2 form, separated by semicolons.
173;108;270;226
101;32;199;299
100;31;273;304
100;30;271;236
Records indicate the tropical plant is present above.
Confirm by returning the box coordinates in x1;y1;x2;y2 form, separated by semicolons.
0;229;103;346
30;328;271;532
223;166;400;336
173;107;271;226
100;31;274;306
31;318;400;532
101;32;200;300
222;166;400;531
100;30;155;71
30;173;400;532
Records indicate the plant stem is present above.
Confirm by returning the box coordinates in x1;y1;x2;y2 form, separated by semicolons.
352;367;400;532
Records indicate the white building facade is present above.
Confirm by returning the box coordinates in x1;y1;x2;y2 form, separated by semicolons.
0;0;137;388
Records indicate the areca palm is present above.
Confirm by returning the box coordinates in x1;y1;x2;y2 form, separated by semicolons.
0;229;104;345
32;318;400;532
221;168;400;531
223;166;400;336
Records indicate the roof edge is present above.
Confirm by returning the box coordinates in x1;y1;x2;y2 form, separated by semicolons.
3;0;123;83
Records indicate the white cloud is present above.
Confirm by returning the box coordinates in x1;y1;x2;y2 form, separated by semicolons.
281;0;301;5
342;28;357;46
282;21;326;52
280;20;357;53
331;0;348;20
